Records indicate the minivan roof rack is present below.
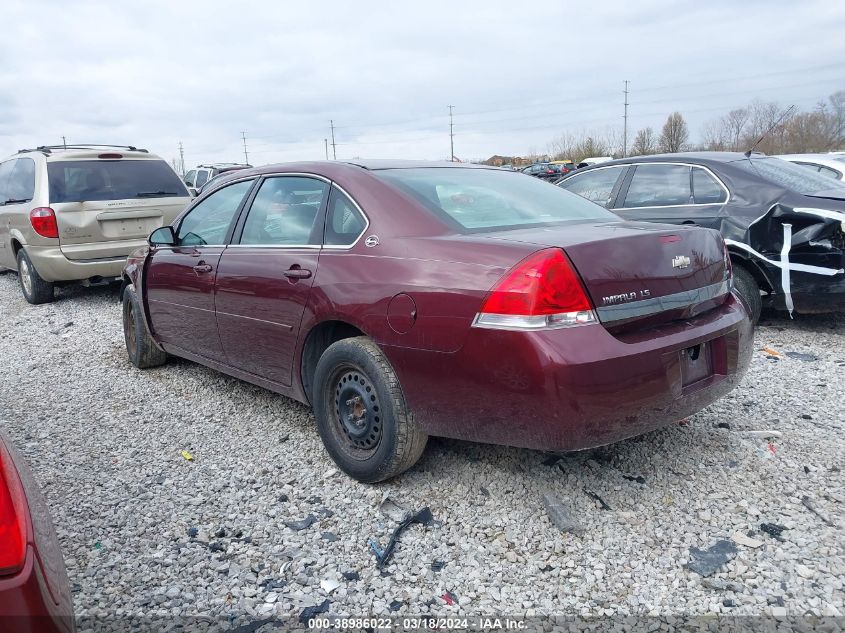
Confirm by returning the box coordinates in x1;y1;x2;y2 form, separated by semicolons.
17;144;149;154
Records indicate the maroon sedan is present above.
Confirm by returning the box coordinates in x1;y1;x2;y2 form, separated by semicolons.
0;431;73;633
122;161;752;482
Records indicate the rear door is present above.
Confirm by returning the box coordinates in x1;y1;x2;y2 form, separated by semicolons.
612;163;728;229
145;178;255;361
47;156;191;260
214;175;330;385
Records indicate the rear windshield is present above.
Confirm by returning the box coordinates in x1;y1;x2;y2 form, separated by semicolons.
735;157;845;195
375;167;617;231
47;160;189;203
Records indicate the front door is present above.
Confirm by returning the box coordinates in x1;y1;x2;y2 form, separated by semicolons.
215;175;329;385
145;179;254;360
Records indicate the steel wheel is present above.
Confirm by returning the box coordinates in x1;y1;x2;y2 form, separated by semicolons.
330;366;383;458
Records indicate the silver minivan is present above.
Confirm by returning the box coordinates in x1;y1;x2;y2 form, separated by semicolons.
0;144;191;304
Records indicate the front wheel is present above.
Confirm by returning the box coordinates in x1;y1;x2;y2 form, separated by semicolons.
122;284;167;369
16;249;54;304
732;265;762;325
312;337;427;483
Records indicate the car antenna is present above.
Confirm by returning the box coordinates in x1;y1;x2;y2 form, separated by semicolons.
744;105;795;157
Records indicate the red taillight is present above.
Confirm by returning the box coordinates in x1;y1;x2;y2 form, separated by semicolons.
0;441;27;576
475;249;595;329
30;207;59;238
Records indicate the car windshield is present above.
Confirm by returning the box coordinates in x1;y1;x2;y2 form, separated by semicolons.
47;160;189;203
375;167;617;231
736;157;845;194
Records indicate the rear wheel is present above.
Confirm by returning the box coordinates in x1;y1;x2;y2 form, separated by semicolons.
122;284;167;369
16;249;54;304
313;337;427;483
732;265;761;324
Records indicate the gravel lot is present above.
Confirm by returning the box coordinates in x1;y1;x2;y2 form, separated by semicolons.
0;271;843;626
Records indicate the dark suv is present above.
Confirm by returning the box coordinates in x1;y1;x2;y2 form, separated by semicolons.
558;152;845;322
520;163;560;180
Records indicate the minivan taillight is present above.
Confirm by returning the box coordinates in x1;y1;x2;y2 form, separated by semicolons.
30;207;59;238
473;248;597;330
0;441;27;576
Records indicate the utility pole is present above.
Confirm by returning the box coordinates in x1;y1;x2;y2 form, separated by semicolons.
622;80;629;158
329;120;337;160
178;141;185;176
241;131;249;165
61;136;67;149
324;139;329;160
448;105;455;162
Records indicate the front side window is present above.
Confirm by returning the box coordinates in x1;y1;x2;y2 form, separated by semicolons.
47;159;189;202
324;188;366;246
240;177;328;246
177;179;253;246
736;157;845;194
691;167;727;204
559;166;625;207
376;167;617;231
623;164;691;208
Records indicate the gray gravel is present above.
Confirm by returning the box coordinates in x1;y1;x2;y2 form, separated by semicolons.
0;272;843;623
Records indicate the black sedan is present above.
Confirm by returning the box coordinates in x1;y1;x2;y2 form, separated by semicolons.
557;152;845;322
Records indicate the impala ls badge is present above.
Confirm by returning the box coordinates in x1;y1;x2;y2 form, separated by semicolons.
672;255;691;269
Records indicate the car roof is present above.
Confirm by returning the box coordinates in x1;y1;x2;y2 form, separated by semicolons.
339;159;493;170
583;151;761;168
776;153;845;166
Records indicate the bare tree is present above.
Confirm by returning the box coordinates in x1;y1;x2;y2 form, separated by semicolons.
659;112;689;153
631;127;657;155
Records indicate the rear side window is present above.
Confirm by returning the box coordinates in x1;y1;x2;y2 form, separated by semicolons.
559;167;624;207
47;159;189;203
324;188;366;246
623;164;691;208
818;165;842;179
692;168;727;204
194;170;210;187
376;167;616;231
178;179;253;246
0;160;16;203
240;177;328;246
6;159;35;202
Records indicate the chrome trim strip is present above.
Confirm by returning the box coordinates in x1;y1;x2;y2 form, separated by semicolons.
596;280;730;323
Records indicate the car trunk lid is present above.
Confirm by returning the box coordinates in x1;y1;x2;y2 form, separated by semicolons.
483;221;731;331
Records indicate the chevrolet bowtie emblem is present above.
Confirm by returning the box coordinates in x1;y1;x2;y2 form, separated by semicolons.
672;255;691;269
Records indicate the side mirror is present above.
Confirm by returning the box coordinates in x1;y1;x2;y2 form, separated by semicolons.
149;226;176;247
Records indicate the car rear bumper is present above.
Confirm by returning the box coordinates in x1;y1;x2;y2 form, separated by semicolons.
23;244;136;282
387;292;752;452
0;548;73;633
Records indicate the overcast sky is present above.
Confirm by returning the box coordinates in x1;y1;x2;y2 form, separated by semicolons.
1;1;843;167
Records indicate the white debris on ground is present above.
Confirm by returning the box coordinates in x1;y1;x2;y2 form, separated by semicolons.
0;273;842;622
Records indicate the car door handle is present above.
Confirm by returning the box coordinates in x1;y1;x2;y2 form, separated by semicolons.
192;263;213;274
283;267;312;280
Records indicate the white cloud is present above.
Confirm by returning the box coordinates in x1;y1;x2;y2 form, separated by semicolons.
1;0;843;165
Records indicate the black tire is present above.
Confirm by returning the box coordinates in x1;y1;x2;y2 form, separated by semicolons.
732;265;762;325
312;336;427;483
122;284;167;369
16;249;54;304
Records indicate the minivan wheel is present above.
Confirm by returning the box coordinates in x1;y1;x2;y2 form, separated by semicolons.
313;337;427;483
732;265;762;325
16;249;54;304
122;284;167;369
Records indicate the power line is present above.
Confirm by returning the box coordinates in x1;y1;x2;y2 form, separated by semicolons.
241;131;249;165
